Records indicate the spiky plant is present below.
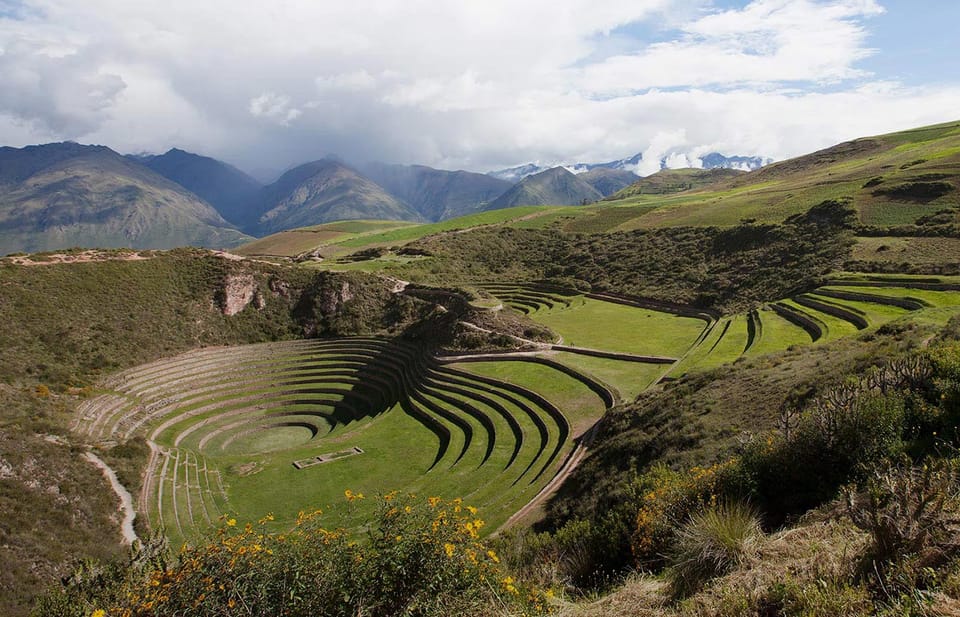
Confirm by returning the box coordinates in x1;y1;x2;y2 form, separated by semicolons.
667;501;763;597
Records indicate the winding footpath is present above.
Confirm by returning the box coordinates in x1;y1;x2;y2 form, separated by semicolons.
83;451;138;545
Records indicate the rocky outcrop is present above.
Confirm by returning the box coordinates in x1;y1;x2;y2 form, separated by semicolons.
217;274;264;316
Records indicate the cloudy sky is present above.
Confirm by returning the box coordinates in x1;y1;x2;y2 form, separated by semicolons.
0;0;957;178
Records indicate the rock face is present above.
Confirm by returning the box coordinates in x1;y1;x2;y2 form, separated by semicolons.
218;274;262;316
320;281;354;315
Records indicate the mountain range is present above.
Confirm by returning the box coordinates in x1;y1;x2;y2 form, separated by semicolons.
0;143;250;254
487;152;769;182
0;142;770;255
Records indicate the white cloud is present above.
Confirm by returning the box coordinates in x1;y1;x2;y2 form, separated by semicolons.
0;0;955;175
248;93;302;126
665;152;702;170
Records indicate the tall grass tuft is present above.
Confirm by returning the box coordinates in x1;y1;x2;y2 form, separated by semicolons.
667;501;762;598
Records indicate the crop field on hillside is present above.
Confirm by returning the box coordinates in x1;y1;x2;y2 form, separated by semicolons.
74;338;612;546
67;274;960;553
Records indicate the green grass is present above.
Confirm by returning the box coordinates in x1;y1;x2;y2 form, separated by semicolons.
452;359;607;433
332;207;554;250
670;315;751;377
806;294;912;324
824;285;960;308
549;352;668;402
852;237;960;265
525;296;706;358
78;337;600;547
779;299;861;342
746;308;814;356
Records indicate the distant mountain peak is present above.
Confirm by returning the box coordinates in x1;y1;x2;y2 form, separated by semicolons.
253;159;423;234
0;142;250;254
131;148;262;228
484;165;603;210
489;151;768;182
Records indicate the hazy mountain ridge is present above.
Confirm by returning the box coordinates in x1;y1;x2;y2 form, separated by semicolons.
360;162;512;221
0;143;250;254
484;166;603;209
578;168;641;196
253;159;424;234
131;148;263;228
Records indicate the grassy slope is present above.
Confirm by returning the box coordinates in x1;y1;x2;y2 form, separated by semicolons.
606;167;745;199
603;121;960;229
546;323;930;527
526;296;705;357
0;254;407;616
236;208;555;259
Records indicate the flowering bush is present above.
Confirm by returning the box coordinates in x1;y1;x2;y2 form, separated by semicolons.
36;493;553;617
630;461;741;567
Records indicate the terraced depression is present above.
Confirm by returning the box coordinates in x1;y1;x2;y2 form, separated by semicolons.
75;337;611;545
70;275;960;549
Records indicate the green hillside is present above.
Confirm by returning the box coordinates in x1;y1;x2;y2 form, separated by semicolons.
9;120;960;617
607;167;744;199
603;120;960;229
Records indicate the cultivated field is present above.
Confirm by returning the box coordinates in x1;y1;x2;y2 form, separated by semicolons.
72;276;960;548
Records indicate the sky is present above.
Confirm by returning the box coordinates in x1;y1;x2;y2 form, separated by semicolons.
0;0;958;179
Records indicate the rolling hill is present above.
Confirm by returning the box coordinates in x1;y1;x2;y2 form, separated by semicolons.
608;167;745;199
598;120;960;229
253;159;424;235
484;166;603;210
132;148;263;228
0;143;251;255
360;162;512;221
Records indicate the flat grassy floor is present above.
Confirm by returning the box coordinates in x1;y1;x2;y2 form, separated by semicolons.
217;406;437;532
526;297;706;358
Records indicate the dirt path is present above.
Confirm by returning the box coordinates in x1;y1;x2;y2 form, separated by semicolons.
83;451;138;545
498;422;600;532
5;250;152;266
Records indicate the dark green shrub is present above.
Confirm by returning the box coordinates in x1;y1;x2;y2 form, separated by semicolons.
741;392;906;519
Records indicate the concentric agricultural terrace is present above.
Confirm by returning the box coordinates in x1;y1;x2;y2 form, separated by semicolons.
75;274;960;545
